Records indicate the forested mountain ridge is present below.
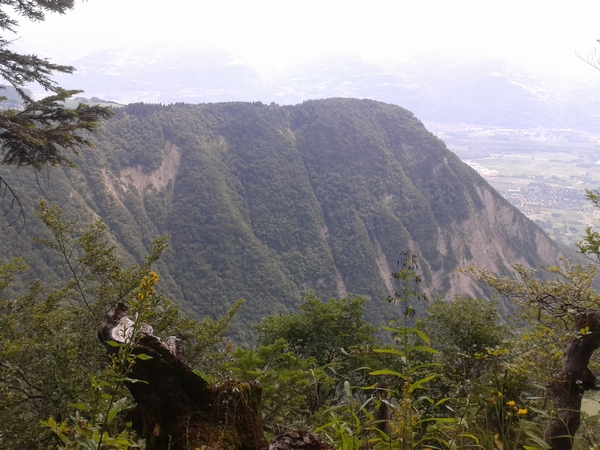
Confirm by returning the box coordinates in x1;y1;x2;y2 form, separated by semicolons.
0;98;561;338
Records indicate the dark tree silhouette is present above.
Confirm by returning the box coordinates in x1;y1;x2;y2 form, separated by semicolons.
0;1;112;229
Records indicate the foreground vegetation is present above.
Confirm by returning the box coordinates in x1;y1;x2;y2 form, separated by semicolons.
2;201;600;449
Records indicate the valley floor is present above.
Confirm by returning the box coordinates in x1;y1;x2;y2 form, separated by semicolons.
428;122;600;248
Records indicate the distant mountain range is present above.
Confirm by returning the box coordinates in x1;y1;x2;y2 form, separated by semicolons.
52;47;600;131
0;99;562;341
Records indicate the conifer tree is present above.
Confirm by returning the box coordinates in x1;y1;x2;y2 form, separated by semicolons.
0;1;112;225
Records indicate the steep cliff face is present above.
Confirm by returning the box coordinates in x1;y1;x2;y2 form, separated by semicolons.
428;185;559;302
0;99;562;334
283;99;560;307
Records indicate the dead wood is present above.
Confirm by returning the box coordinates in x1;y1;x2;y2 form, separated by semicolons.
99;303;268;450
543;311;600;450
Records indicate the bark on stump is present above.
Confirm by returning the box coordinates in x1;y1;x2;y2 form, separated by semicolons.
544;311;600;450
98;303;268;450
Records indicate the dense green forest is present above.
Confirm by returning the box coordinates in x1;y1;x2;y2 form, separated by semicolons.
0;99;562;341
4;97;595;449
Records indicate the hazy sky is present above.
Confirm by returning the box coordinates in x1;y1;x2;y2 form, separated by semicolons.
12;0;600;78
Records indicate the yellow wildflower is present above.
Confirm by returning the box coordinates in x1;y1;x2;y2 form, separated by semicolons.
506;400;515;407
497;392;503;397
517;408;528;416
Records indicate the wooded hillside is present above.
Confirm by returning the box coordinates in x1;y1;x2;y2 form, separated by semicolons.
0;98;562;339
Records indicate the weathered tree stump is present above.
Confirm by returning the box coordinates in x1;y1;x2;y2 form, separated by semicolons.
98;303;268;450
544;311;600;450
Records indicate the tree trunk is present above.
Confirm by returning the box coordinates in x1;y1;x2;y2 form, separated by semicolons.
544;312;600;450
98;303;268;450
